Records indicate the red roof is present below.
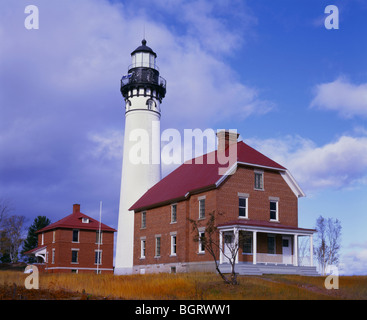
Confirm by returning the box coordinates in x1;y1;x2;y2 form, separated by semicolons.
37;204;116;233
130;141;286;211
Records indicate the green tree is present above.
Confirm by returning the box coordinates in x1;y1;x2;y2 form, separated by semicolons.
22;216;51;262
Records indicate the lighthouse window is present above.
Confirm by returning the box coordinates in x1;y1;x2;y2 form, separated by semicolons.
135;52;142;67
149;54;155;68
147;99;156;110
142;53;150;67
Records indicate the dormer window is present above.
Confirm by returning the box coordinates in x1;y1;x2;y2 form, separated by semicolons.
82;217;89;223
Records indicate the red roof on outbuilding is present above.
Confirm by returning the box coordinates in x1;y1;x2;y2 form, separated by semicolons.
36;204;116;233
130;141;286;211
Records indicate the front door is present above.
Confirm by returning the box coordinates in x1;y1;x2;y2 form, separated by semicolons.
223;231;234;263
282;236;292;265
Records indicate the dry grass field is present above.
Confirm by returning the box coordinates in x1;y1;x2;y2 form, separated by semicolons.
0;269;366;300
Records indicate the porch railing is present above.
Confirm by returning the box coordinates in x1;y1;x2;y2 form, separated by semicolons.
255;253;312;266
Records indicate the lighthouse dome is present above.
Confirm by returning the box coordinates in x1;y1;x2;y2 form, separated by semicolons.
131;39;157;58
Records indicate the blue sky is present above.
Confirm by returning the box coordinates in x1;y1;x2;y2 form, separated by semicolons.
1;0;367;274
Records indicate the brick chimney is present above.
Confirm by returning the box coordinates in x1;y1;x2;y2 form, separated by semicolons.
216;130;239;152
73;204;80;214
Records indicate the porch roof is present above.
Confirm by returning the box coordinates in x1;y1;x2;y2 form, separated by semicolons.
24;245;47;255
217;219;316;235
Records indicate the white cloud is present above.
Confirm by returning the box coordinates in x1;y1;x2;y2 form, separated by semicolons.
245;134;367;193
88;130;123;160
310;77;367;118
340;241;367;275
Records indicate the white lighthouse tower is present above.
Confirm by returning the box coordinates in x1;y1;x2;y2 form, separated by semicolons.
114;40;166;275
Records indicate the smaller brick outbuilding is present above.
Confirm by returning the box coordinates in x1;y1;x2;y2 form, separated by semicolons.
25;204;116;274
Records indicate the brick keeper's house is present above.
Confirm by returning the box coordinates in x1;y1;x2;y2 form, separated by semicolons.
25;204;116;274
129;131;318;276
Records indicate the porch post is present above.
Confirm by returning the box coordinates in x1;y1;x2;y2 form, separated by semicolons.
253;231;257;265
219;230;223;264
310;234;313;267
234;227;239;264
294;234;298;266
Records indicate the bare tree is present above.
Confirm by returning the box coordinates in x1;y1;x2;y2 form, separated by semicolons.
3;215;26;263
189;211;242;285
314;215;342;275
0;199;13;261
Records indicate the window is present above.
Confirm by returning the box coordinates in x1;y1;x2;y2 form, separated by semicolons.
171;234;177;256
72;229;79;242
95;250;102;265
198;230;205;253
270;200;278;221
254;171;264;190
52;231;55;243
140;239;146;259
41;233;44;245
171;204;177;223
96;230;102;244
155;236;161;257
52;248;55;264
141;211;146;229
71;250;78;263
199;198;205;219
239;197;248;218
82;217;89;223
242;232;252;254
267;235;276;254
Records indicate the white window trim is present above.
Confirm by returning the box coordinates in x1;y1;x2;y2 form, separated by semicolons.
170;233;177;256
269;198;279;222
238;195;249;219
198;228;205;254
155;235;161;258
94;249;102;265
140;237;146;259
72;229;80;243
71;248;79;264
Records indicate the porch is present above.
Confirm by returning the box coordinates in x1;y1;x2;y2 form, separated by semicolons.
217;220;318;276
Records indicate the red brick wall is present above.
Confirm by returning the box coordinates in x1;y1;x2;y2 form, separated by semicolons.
133;166;298;267
216;166;298;226
37;229;114;273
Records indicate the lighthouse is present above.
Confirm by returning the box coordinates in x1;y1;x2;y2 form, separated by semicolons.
114;40;167;274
